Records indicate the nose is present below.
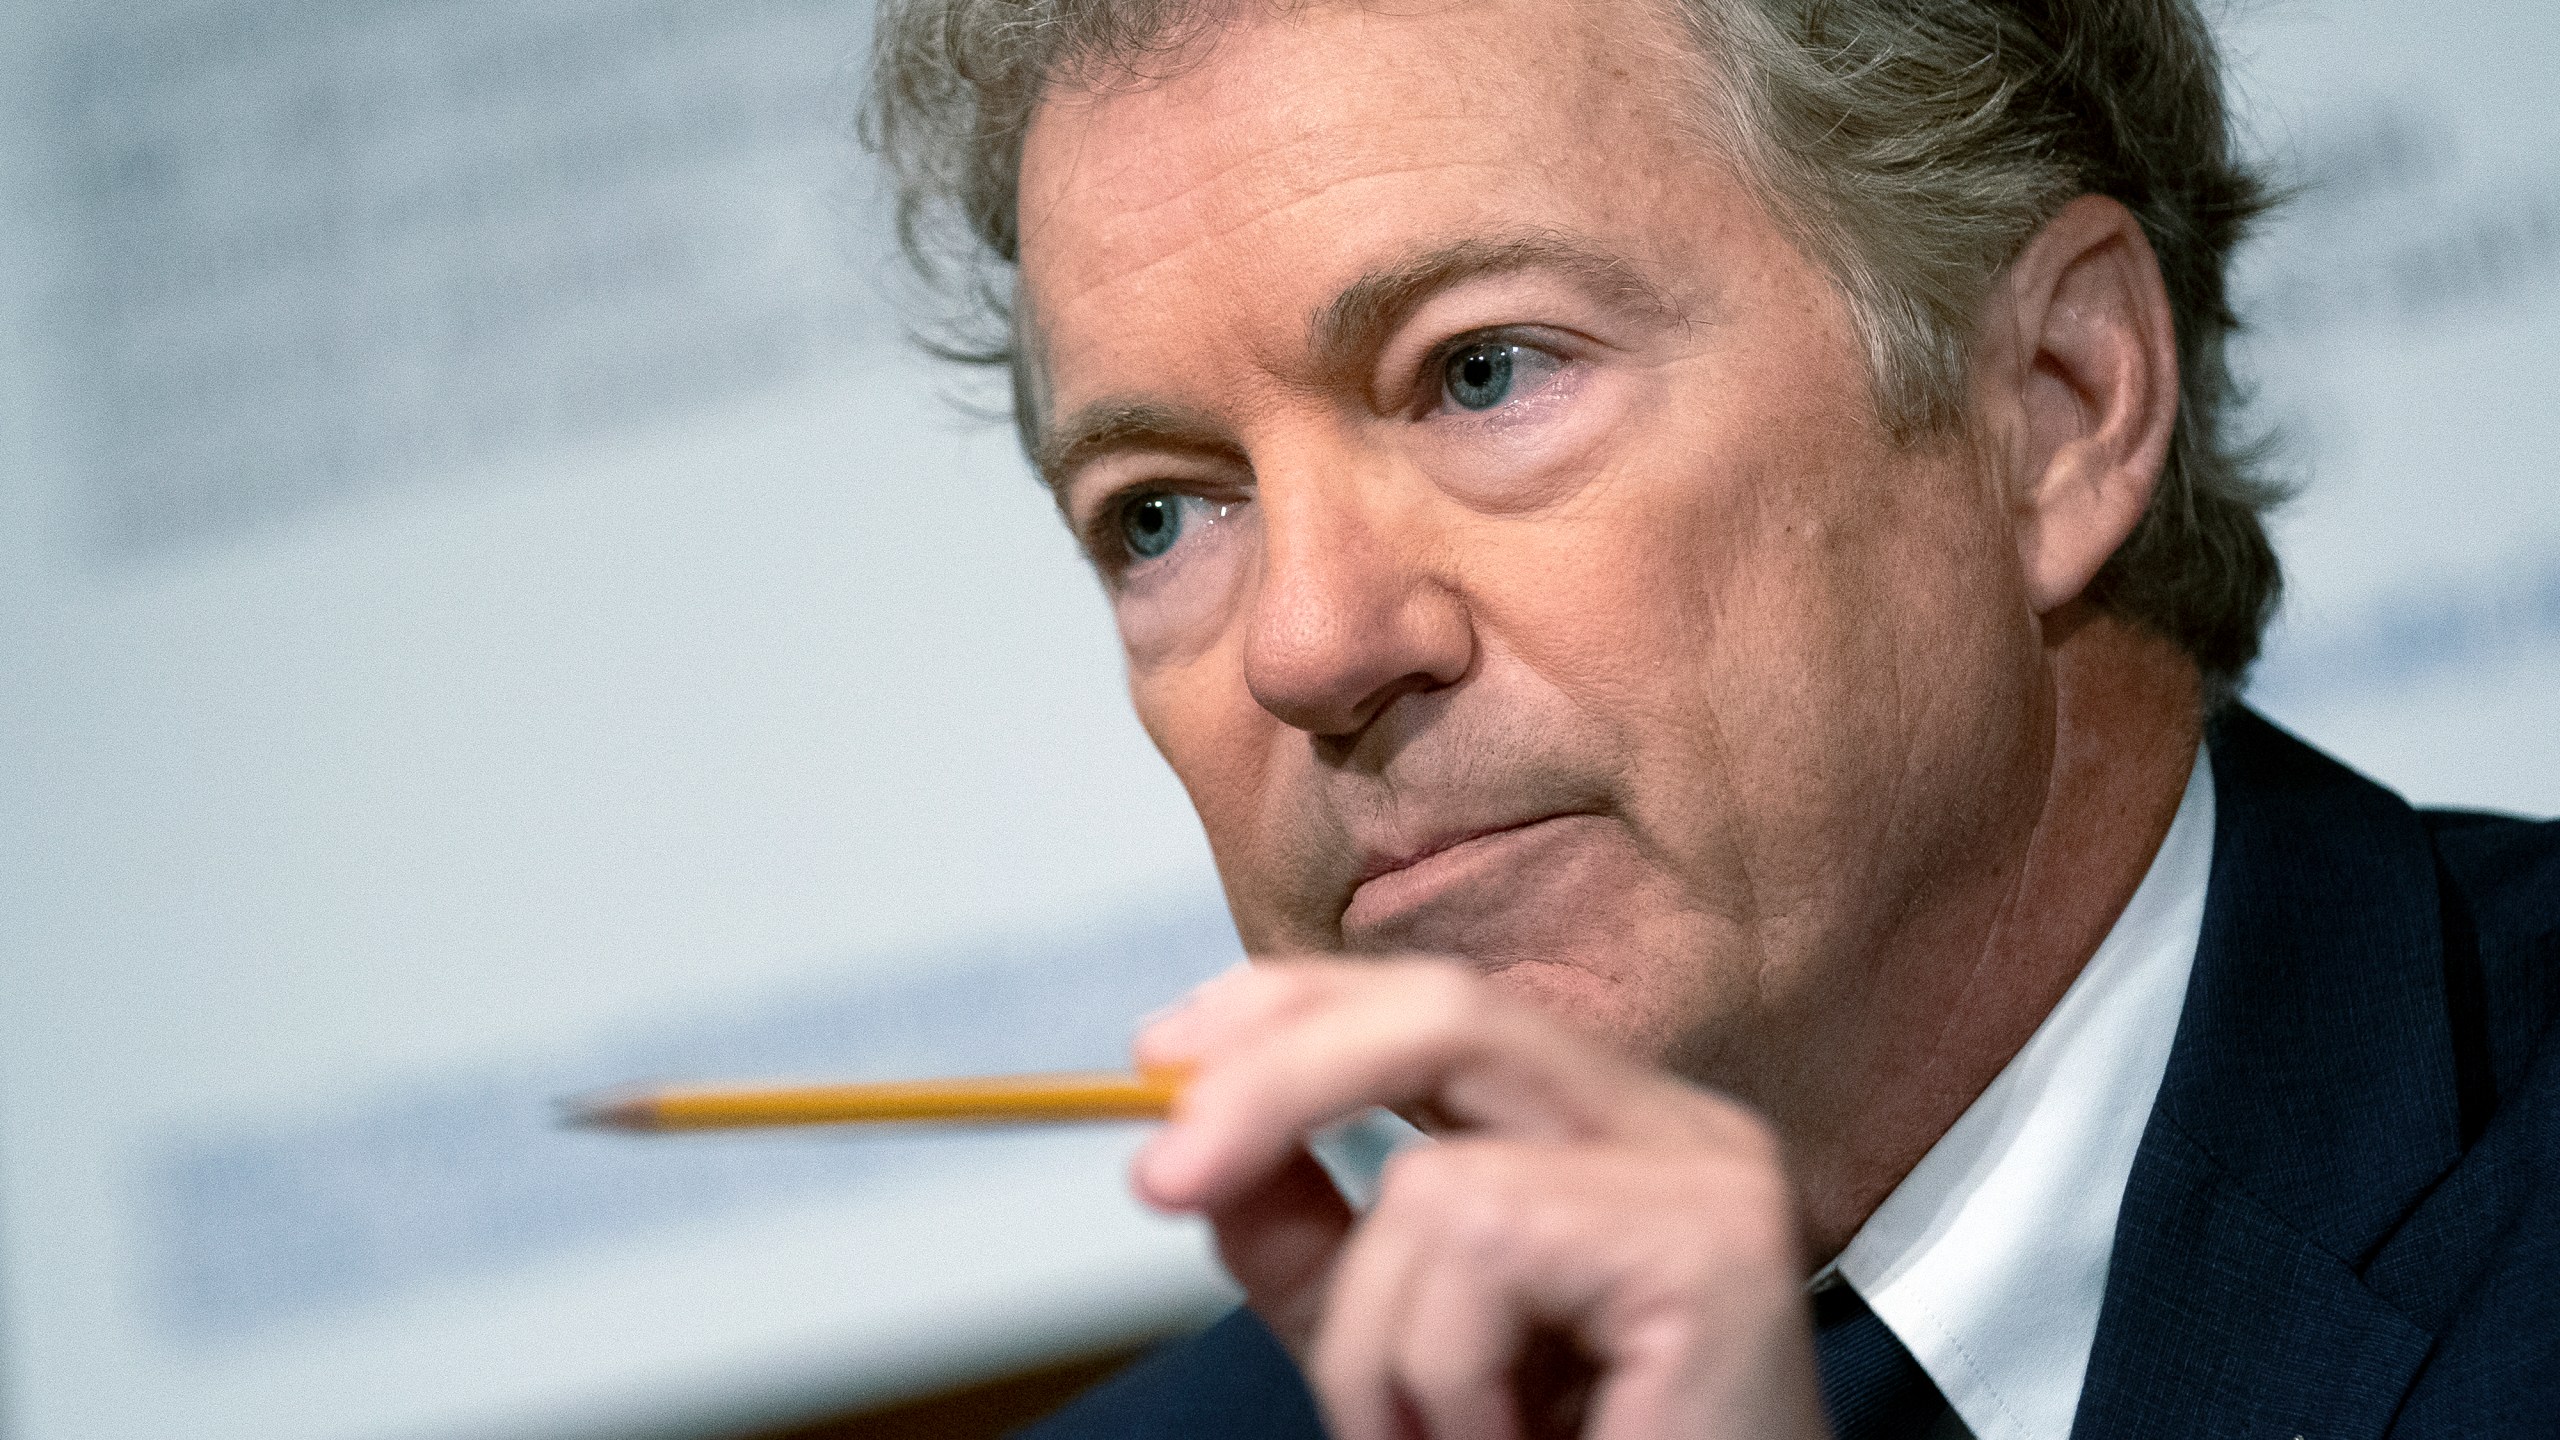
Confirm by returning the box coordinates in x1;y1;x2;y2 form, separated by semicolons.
1241;472;1475;739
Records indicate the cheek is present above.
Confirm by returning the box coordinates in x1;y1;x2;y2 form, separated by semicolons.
1130;654;1349;952
1641;442;2036;898
1473;406;2010;843
1128;646;1272;864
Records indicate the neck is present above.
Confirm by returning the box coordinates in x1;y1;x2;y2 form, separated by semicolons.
1789;608;2203;1264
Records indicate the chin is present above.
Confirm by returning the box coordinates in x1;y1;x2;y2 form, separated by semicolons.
1310;813;1748;1062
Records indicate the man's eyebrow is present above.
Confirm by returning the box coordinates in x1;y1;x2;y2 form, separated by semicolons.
1311;232;1677;382
1034;399;1239;496
1031;235;1671;490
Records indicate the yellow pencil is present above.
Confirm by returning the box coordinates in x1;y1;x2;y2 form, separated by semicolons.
565;1068;1184;1131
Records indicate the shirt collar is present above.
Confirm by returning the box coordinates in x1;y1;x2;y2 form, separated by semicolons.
1828;745;2215;1440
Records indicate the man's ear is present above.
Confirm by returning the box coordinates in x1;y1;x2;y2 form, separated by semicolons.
1979;194;2180;617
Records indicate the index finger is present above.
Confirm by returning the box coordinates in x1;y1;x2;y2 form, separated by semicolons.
1132;959;1668;1212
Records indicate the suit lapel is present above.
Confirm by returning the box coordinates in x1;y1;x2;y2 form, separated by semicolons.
2073;710;2458;1439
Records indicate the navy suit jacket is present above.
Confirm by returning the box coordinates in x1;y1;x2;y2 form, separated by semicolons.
1023;709;2560;1438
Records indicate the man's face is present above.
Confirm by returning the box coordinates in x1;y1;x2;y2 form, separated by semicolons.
1017;1;2047;1085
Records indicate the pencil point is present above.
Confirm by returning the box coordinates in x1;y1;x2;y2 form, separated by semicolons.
558;1090;657;1130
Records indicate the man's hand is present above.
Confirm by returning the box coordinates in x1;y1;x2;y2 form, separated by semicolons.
1132;960;1831;1440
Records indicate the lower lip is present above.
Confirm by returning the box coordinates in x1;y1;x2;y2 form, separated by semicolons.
1341;815;1590;942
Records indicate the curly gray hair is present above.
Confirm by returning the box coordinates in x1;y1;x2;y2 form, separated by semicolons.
862;0;2284;696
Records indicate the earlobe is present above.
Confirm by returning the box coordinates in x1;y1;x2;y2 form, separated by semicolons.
1997;195;2181;618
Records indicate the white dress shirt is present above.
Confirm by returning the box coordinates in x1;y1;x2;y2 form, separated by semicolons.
1311;749;2214;1438
1825;746;2215;1440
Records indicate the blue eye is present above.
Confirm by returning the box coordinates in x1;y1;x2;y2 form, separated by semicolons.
1120;493;1184;559
1103;492;1241;575
1444;343;1517;410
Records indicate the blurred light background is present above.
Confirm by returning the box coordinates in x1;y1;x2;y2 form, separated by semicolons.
0;1;2553;1437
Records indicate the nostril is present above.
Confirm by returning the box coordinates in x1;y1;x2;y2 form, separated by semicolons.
1244;606;1474;739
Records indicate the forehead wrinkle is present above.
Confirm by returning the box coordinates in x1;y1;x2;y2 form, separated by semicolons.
1036;150;1532;324
1027;81;1528;247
